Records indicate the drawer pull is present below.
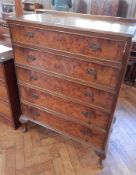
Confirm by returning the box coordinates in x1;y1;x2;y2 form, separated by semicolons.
31;93;39;99
84;91;94;98
81;111;96;118
26;32;34;38
86;68;97;79
32;110;40;116
30;75;37;81
27;55;36;62
80;128;93;136
89;42;101;51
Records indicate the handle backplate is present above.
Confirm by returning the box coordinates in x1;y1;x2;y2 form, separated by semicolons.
27;55;36;62
86;68;97;79
81;110;96;118
26;32;34;38
89;42;101;51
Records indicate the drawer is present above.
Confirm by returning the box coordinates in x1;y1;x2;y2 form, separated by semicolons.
20;85;110;130
17;67;114;110
10;24;125;62
14;46;120;89
22;103;106;149
0;100;11;120
0;80;8;100
0;64;4;80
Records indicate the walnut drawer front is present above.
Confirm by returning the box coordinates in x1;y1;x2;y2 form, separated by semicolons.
0;100;11;120
0;64;4;80
20;85;110;130
14;46;120;89
22;103;106;149
0;80;8;100
17;67;114;110
10;24;126;63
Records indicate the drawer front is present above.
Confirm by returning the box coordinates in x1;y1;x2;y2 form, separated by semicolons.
17;67;114;110
11;24;125;62
0;64;4;80
20;85;110;130
0;100;11;120
0;80;8;100
22;103;106;149
14;46;120;89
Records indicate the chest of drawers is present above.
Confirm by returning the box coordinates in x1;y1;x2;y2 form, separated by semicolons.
0;46;21;128
7;11;136;164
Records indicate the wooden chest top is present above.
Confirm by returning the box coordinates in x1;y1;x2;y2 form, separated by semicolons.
8;10;136;39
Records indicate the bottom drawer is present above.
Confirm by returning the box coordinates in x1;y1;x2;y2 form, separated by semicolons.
0;100;12;120
22;103;106;150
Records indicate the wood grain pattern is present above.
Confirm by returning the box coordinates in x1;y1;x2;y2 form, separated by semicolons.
91;0;120;16
22;103;106;149
10;24;126;62
17;66;114;110
0;64;4;80
20;85;110;130
14;46;120;89
0;80;8;100
0;100;11;120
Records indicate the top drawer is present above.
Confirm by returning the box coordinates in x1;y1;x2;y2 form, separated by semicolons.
10;24;126;63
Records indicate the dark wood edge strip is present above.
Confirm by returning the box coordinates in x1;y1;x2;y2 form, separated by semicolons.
3;59;21;129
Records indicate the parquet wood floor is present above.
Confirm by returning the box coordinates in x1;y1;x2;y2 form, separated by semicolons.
0;85;136;175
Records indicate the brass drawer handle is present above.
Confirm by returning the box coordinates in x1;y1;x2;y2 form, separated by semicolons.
54;64;63;70
26;32;34;38
30;74;38;81
84;91;94;98
89;42;101;51
86;68;97;79
81;111;96;118
80;128;93;136
27;55;36;62
32;110;40;116
31;93;39;99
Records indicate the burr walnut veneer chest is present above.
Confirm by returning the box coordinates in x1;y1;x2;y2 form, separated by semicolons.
7;11;136;161
0;45;21;128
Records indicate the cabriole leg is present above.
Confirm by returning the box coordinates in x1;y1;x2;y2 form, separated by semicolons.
19;116;28;133
95;150;105;169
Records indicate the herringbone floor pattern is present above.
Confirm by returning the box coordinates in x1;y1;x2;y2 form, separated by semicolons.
0;85;136;175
